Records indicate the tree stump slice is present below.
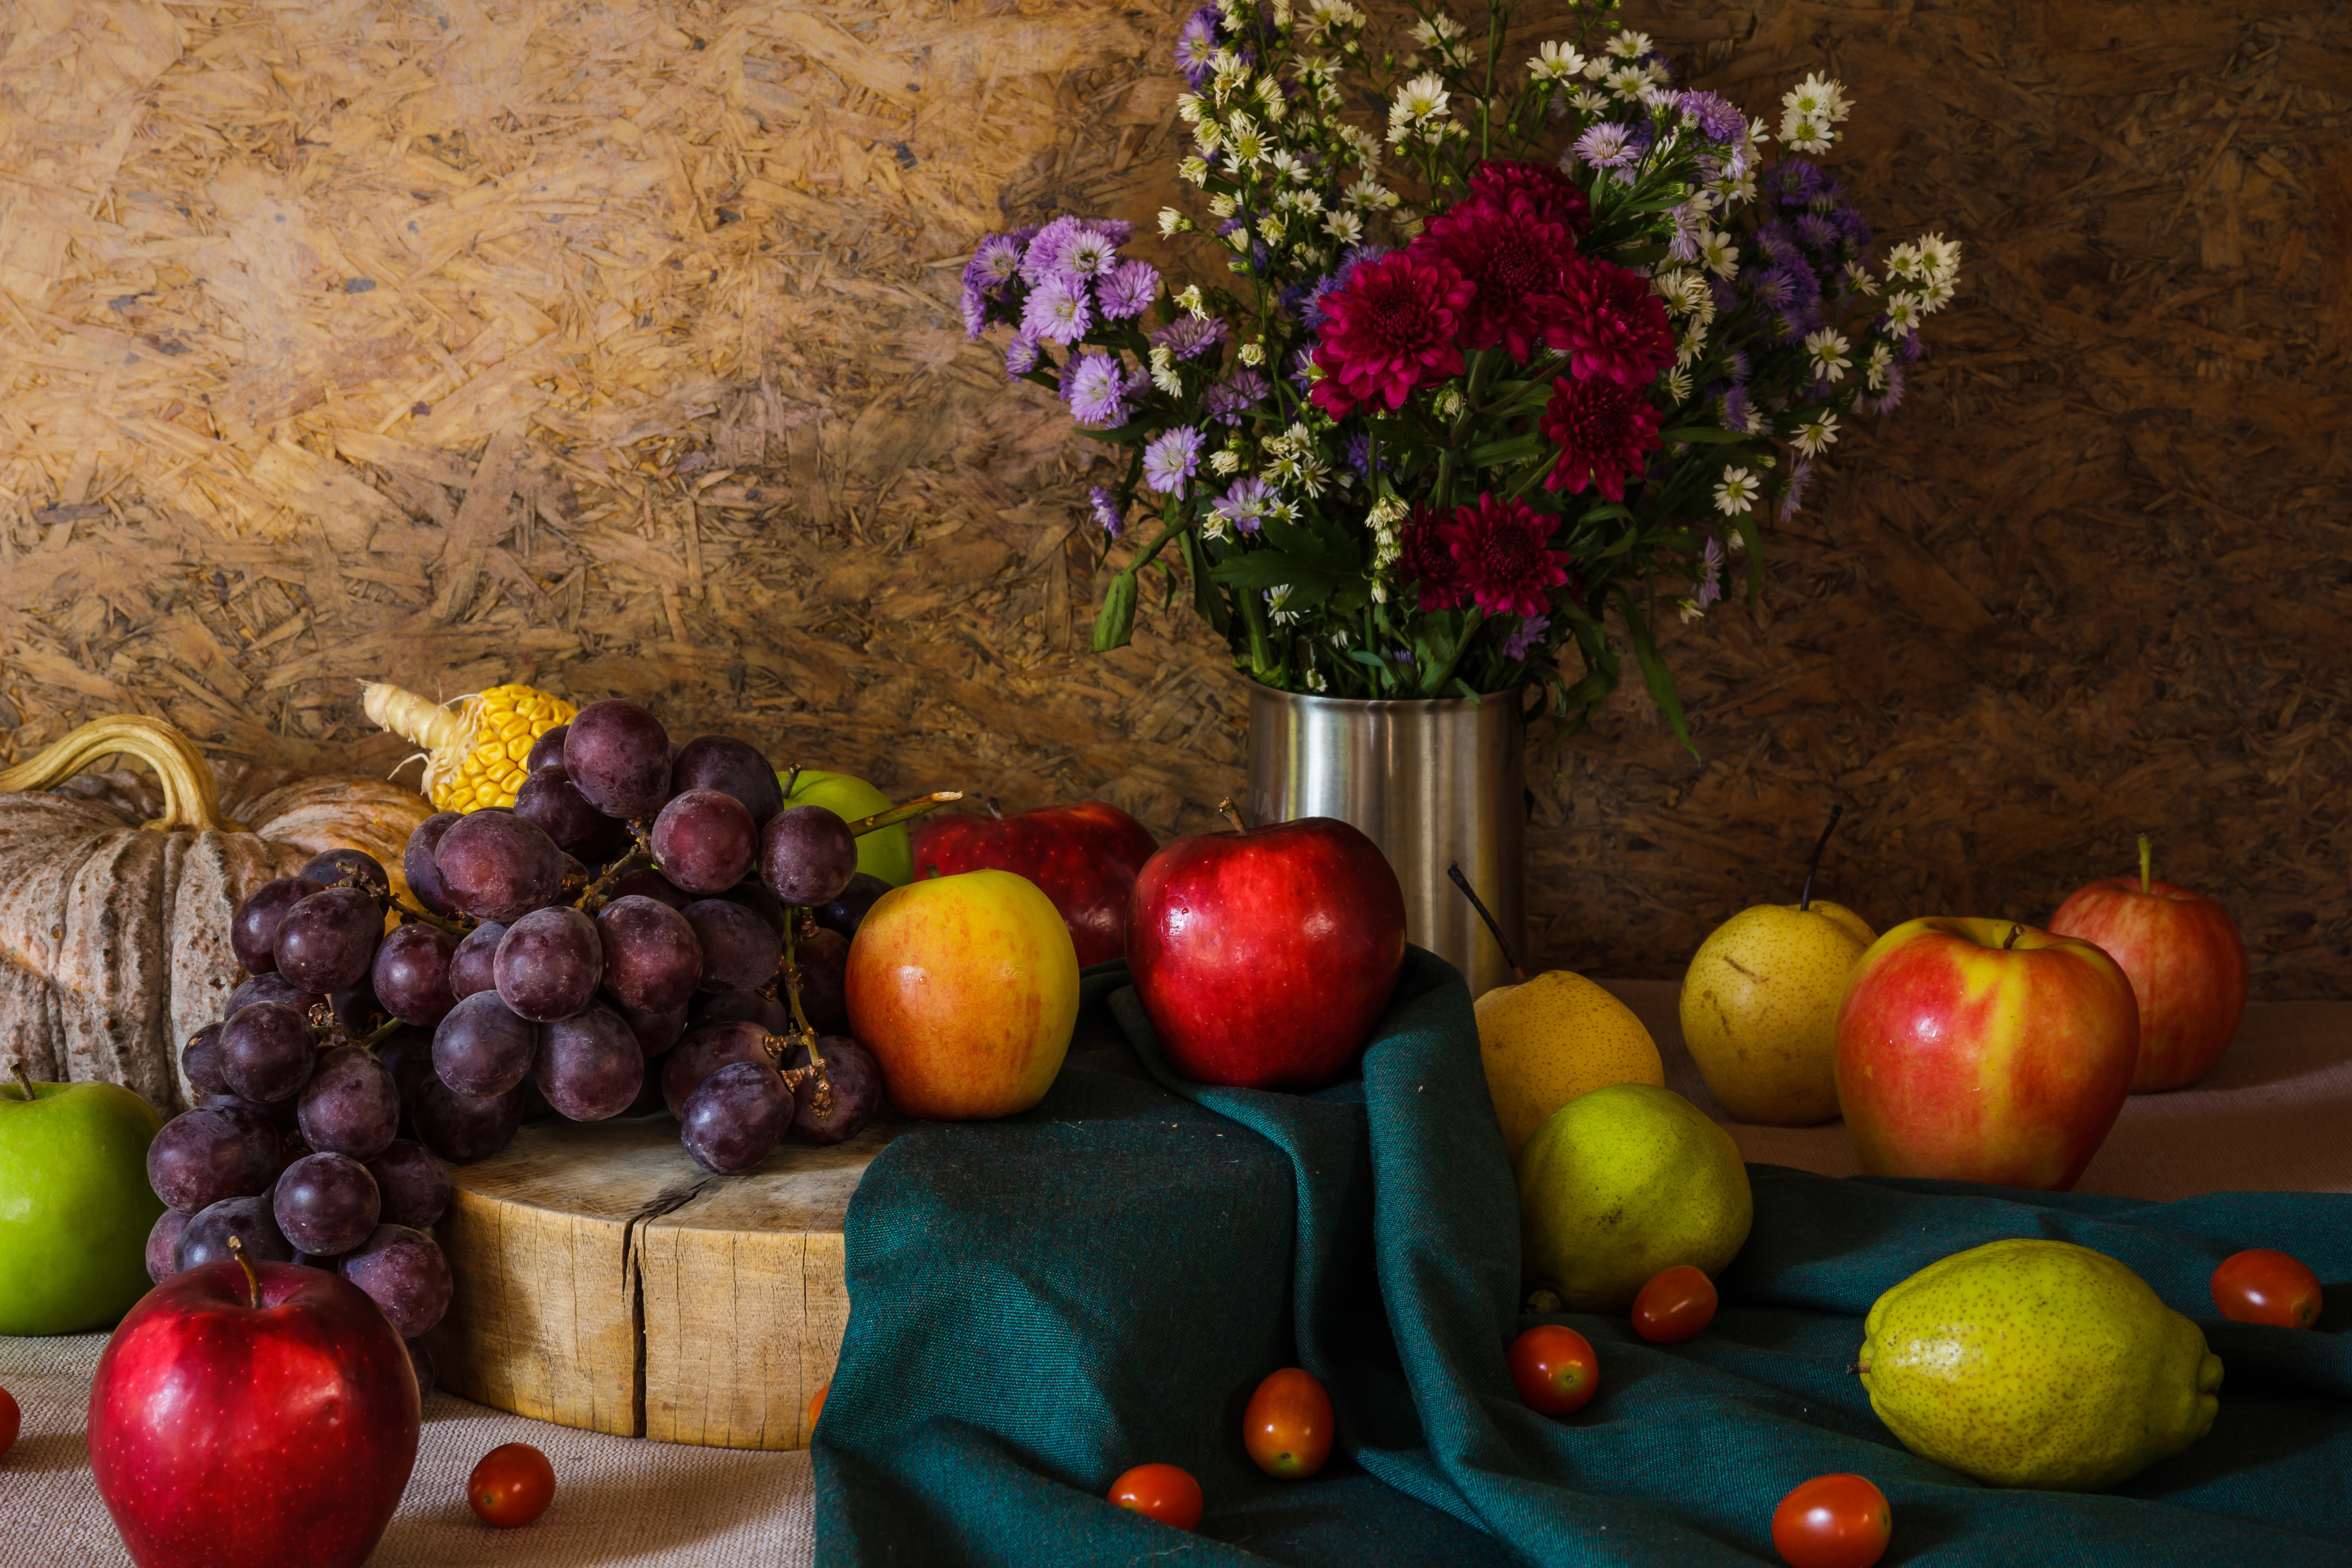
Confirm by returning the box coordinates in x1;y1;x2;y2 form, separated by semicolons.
425;1113;898;1450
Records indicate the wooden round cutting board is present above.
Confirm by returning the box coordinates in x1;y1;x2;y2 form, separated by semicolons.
424;1113;899;1451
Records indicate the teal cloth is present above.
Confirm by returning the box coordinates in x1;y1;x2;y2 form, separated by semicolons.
813;951;2352;1565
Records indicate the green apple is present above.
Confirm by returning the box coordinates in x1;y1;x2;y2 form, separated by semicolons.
0;1076;167;1333
781;768;912;887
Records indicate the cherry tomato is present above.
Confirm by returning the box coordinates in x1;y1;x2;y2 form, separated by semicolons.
1242;1367;1333;1480
1507;1324;1600;1416
468;1442;556;1528
1771;1472;1891;1568
1631;1265;1719;1344
0;1386;18;1460
808;1381;829;1432
2211;1249;2323;1329
1108;1462;1204;1531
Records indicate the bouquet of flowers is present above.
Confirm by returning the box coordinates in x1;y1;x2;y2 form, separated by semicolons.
963;0;1957;747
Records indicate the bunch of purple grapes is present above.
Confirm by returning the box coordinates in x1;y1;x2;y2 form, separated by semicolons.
405;698;894;1176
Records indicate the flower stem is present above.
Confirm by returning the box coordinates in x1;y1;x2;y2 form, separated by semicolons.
1418;608;1485;695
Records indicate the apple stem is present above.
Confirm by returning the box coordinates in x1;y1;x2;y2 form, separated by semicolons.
784;764;803;798
2003;922;2024;951
2138;832;2152;894
1446;862;1524;982
845;790;965;838
1798;804;1844;913
984;795;1003;821
1216;798;1249;834
225;1234;263;1309
8;1061;33;1102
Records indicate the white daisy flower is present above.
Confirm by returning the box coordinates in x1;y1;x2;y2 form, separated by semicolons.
1804;328;1852;382
1607;29;1653;59
1529;41;1587;83
1324;208;1363;243
1158;207;1188;237
1208;191;1239;218
1882;293;1923;333
1568;87;1610;116
1664;366;1693;402
1176;92;1203;125
1714;468;1760;514
1150;346;1181;395
1175;284;1207;318
1781;114;1833;154
1840;260;1881;297
1865;342;1894;392
1783;73;1851;124
1210;448;1244;475
1178;155;1210;186
1238;341;1266;366
1700;229;1740;279
1604;64;1650;98
1676;597;1705;625
1393;72;1449;122
1793;412;1841;456
1343;178;1398;211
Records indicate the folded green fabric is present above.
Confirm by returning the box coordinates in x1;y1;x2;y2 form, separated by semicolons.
814;951;2352;1565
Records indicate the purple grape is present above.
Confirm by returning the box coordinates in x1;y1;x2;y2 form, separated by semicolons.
366;1139;451;1230
622;1068;668;1117
273;1152;382;1256
613;999;690;1057
515;764;629;860
182;1024;229;1099
299;848;391;906
596;896;701;1012
412;1074;526;1165
682;899;781;993
692;989;791;1035
493;906;603;1022
435;811;565;922
562;700;673;822
760;805;858;907
525;724;571;773
650;789;757;897
231;877;325;975
373;923;458;1027
719;878;789;937
272;887;384;995
432;990;541;1098
661;1020;777;1118
794;926;852;1036
519;1074;558;1125
376;1027;436;1110
609;867;691;910
297;1047;402;1161
783;1036;886;1146
332;973;386;1037
219;1001;316;1105
447;919;507;1000
536;1003;644;1121
228;971;319;1024
814;872;892;940
679;1061;791;1173
146;1208;190;1283
176;1194;294;1272
671;735;784;825
341;1224;452;1338
404;812;463;916
409;1338;437;1401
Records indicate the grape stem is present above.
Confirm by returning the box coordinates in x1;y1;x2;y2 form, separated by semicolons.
1446;861;1524;983
8;1061;33;1101
779;912;835;1118
226;1233;263;1309
845;791;964;838
393;898;471;936
304;1004;403;1053
572;838;654;914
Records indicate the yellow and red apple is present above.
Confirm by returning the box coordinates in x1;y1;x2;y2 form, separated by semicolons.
1834;917;2138;1191
844;869;1079;1119
2048;838;2247;1092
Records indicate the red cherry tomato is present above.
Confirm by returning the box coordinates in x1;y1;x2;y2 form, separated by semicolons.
1631;1265;1719;1344
2211;1249;2323;1329
808;1381;829;1432
1771;1472;1891;1568
1242;1367;1333;1480
1507;1324;1600;1416
1108;1462;1204;1531
468;1442;556;1528
0;1386;18;1460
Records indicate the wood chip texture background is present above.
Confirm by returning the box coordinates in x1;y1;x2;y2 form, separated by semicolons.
0;1;2346;995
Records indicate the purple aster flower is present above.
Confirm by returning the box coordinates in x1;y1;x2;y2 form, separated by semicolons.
1573;123;1638;172
1679;90;1744;145
1212;475;1272;533
1289;345;1316;390
1098;259;1159;320
1089;485;1124;538
1022;274;1092;345
1750;268;1797;309
1709;276;1740;315
1896;327;1925;363
961;283;989;340
1857;363;1907;415
1201;367;1270;425
964;232;1025;292
1772;159;1825;206
1754;221;1799;265
1066;351;1128;428
1693;538;1725;608
1344;432;1382;476
1062;226;1119;279
1778;461;1814;522
1501;614;1550;661
1723;348;1751;380
1150;316;1227;360
1020;216;1089;284
1721;384;1753;433
1088;218;1134;248
1795;213;1839;251
1005;331;1042;377
1174;6;1220;85
1141;425;1204;497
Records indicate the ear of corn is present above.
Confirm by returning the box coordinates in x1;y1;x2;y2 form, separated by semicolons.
362;681;577;812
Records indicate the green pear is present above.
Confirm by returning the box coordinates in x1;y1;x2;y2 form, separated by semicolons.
1859;1239;2223;1491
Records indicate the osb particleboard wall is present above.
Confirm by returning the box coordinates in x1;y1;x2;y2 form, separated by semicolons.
0;0;2347;995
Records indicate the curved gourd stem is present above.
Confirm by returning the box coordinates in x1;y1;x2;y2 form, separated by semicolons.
0;714;245;833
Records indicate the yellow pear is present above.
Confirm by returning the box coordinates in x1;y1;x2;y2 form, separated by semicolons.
1678;807;1876;1125
1476;971;1664;1162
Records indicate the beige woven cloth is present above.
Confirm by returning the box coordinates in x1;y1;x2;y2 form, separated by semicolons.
4;987;2346;1567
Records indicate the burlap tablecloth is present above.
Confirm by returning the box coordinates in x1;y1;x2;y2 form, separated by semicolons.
4;984;2345;1568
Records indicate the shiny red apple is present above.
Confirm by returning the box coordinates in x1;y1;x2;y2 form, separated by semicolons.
911;800;1158;967
1127;814;1406;1089
89;1252;420;1568
1835;917;2138;1191
2047;837;2248;1092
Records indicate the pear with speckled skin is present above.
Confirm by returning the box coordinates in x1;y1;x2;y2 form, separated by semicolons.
1859;1239;2222;1491
1680;899;1876;1125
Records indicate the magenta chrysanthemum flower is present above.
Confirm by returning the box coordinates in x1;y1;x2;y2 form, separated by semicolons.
1544;256;1676;387
1442;495;1571;617
1468;160;1590;238
1421;190;1577;362
1308;250;1473;418
1398;508;1468;611
1541;375;1662;500
1022;274;1092;345
1066;351;1127;428
1098;259;1159;320
1141;425;1204;496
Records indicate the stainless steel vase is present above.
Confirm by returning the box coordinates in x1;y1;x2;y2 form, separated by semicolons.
1244;682;1525;998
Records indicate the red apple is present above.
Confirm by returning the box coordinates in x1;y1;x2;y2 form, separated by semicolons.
89;1253;420;1568
1834;917;2138;1190
2047;837;2248;1092
911;801;1158;967
1127;815;1406;1090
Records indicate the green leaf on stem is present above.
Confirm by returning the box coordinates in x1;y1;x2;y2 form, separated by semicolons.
1090;572;1138;652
